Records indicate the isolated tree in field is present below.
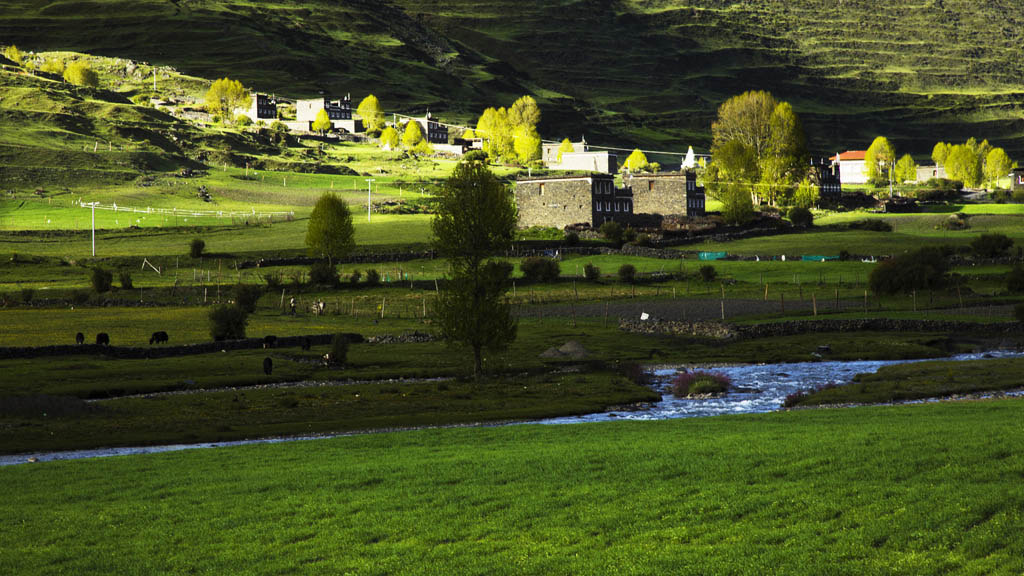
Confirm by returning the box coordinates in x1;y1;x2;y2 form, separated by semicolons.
932;142;950;166
508;95;541;131
984;147;1014;189
3;45;24;65
312;108;332;136
513;126;541;164
63;60;99;88
39;58;64;75
622;149;649;173
356;94;384;133
431;158;517;378
378;125;400;149
305;193;355;265
205;78;248;121
895;154;918;184
864;136;895;187
556;138;575;162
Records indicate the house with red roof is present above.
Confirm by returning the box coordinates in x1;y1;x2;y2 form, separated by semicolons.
835;150;868;185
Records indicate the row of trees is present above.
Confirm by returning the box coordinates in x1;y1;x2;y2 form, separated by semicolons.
932;139;1015;189
5;45;99;88
471;96;542;164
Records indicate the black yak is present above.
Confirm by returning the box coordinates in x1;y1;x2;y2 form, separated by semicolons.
75;332;85;345
263;335;277;349
263;357;273;375
149;331;169;345
96;333;110;346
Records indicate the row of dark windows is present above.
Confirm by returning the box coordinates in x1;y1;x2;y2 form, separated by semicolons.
595;201;631;213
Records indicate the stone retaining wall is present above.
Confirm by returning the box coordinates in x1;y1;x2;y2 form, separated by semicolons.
620;318;1022;340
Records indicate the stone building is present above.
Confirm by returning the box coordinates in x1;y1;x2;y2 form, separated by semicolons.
296;96;361;133
1013;168;1024;192
243;93;277;123
626;171;705;218
515;174;633;229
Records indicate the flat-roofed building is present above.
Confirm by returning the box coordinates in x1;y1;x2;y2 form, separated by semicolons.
515;174;633;229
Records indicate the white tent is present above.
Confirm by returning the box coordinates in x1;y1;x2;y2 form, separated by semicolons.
682;146;696;169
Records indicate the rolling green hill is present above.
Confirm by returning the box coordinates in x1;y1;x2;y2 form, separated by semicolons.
2;0;1024;156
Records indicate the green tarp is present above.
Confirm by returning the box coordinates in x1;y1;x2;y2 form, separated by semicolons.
801;255;840;262
699;251;727;261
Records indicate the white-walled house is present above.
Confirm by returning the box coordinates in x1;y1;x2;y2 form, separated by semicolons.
835;150;868;185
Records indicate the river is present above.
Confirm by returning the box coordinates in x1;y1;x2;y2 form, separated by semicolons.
2;350;1022;467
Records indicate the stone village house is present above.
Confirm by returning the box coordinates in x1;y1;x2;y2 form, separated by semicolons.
514;171;705;229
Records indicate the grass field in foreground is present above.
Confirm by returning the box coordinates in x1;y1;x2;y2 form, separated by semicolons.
2;400;1022;574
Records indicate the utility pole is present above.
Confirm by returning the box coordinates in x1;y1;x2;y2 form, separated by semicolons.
83;202;99;256
365;178;375;222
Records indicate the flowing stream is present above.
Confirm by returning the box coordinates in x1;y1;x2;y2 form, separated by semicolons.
3;351;1022;467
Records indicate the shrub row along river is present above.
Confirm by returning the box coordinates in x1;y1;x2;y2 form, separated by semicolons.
2;351;1022;467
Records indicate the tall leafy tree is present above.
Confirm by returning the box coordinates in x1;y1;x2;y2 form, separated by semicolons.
508;95;541;131
312;108;332;136
379;125;400;149
305;193;355;266
403;120;425;148
932;142;950;166
2;45;24;65
895;154;918;184
476;107;513;161
63;60;99;88
864;136;896;187
946;144;981;187
622;149;649;172
513;126;541;164
984;147;1015;189
356;95;384;133
431;159;517;378
205;78;248;121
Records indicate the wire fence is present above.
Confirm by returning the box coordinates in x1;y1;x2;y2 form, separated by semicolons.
77;200;294;220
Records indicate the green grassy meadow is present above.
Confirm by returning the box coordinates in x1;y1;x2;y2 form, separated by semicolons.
2;399;1023;574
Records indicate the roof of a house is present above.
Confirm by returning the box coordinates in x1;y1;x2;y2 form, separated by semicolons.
836;150;867;161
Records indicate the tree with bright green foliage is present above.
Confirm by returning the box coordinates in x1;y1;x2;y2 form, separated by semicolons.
462;128;476;139
932;142;949;166
622;149;649;172
513;126;541;164
356;95;384;133
234;114;253;128
476;107;514;161
556;138;574;162
895;154;918;184
508;95;541;131
709;90;808;207
984;147;1015;189
402;120;425;149
209;304;248;341
431;158;517;379
946;143;981;187
63;60;99;88
39;58;64;75
792;178;819;209
204;78;248;122
312;108;332;136
864;136;896;187
3;45;24;64
378;125;400;149
305;193;355;266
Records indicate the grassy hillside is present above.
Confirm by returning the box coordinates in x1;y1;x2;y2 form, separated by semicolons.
2;399;1023;574
2;0;1024;156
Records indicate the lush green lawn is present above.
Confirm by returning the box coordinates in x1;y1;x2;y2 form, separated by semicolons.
2;399;1023;574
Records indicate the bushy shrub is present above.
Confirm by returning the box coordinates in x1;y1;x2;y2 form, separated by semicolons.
91;267;113;293
1015;303;1024;324
788;206;813;227
234;114;253;127
623;226;638;244
119;271;133;290
348;269;362;285
234;284;263;313
190;237;205;258
937;213;969;231
564;231;580;246
20;288;34;303
209;304;248;341
699;265;717;282
617;263;637;283
847;219;893;232
308;260;339;286
264;273;282;291
70;290;89;306
599;221;623;245
328;334;349;365
971;233;1014;258
364;269;381;285
1008;266;1024;293
520;257;561;283
671;371;732;397
634;233;652;247
207;303;247;338
584;263;601;282
869;247;949;295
